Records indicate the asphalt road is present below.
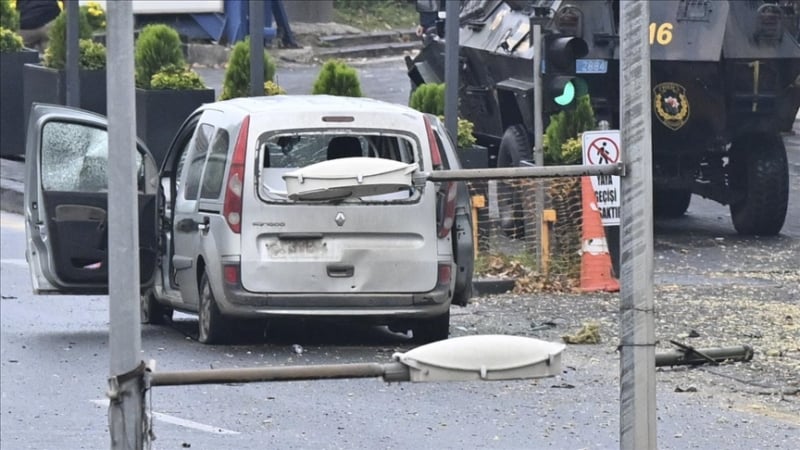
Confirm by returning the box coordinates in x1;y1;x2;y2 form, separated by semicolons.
1;59;798;449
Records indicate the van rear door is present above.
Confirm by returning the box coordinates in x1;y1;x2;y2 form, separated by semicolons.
240;129;441;294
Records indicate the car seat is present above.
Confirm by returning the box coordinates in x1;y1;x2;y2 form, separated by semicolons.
326;136;363;160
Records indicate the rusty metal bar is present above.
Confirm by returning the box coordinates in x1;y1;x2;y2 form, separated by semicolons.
655;344;754;367
426;163;624;182
149;362;410;387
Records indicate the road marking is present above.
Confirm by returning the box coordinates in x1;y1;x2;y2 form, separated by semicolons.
1;259;27;267
90;399;240;435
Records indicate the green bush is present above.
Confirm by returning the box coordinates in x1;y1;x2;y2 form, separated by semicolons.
0;0;18;31
220;37;276;100
264;80;286;96
311;59;362;97
544;95;595;164
134;24;185;89
410;83;477;149
150;64;206;90
43;11;93;69
0;26;22;52
78;38;105;70
409;83;445;116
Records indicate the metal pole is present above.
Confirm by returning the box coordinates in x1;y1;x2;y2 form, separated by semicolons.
618;1;656;449
65;0;80;107
532;23;544;269
426;162;623;182
106;2;144;449
150;362;411;386
249;0;266;97
443;0;459;143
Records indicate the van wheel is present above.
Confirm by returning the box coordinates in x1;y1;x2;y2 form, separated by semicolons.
140;290;172;325
198;271;230;344
412;310;450;344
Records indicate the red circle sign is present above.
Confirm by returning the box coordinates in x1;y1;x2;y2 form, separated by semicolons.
587;137;620;165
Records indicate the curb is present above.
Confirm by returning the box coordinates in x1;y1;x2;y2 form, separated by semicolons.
472;278;516;296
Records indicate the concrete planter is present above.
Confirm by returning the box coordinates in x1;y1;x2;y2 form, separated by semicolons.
22;63;107;129
0;50;40;158
135;88;215;166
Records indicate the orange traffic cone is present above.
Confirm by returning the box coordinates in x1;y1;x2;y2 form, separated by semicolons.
580;176;620;292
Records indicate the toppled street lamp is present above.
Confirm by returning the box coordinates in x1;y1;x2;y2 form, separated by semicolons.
148;335;566;386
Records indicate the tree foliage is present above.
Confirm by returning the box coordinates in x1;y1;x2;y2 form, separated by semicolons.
220;37;276;100
312;59;362;97
135;24;186;88
544;95;595;164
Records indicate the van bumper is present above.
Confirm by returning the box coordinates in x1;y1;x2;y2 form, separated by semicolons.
217;283;452;320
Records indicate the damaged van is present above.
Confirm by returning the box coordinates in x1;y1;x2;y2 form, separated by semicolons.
24;96;474;344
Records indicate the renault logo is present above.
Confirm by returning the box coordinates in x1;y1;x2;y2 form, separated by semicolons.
335;212;346;227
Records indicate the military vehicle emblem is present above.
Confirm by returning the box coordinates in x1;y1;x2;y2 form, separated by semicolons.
653;82;690;130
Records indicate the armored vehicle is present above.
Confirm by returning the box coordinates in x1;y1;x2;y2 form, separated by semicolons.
407;0;800;235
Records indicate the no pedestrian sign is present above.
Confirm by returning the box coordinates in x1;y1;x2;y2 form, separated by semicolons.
582;130;621;226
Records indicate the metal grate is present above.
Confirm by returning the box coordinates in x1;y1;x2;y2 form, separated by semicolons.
677;0;712;22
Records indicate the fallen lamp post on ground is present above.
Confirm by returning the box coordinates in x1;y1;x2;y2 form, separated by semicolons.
655;341;754;367
146;335;566;386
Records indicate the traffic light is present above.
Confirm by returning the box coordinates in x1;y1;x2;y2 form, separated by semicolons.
543;34;589;109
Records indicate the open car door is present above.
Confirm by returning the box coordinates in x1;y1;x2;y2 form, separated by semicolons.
24;104;159;294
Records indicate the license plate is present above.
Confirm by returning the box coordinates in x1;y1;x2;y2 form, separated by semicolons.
267;240;327;258
576;59;608;74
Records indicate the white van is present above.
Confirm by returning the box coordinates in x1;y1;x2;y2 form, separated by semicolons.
24;96;474;344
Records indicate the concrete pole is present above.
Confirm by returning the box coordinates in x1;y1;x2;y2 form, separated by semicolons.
443;0;459;144
532;23;544;267
249;0;266;97
618;1;656;449
106;2;145;448
65;0;80;107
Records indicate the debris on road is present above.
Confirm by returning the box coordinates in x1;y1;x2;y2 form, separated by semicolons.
562;322;601;344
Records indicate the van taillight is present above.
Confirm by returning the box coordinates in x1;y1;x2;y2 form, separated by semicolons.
437;181;458;238
223;264;240;285
437;263;452;287
223;115;249;233
423;115;443;169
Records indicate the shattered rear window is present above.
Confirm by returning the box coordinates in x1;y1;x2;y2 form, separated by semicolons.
256;130;419;202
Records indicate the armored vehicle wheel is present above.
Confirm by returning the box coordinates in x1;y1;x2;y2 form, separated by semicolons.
729;134;789;236
412;310;450;344
497;125;533;239
198;271;231;344
654;188;692;218
140;289;172;325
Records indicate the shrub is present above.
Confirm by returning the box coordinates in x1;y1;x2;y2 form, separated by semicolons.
134;24;185;89
150;64;206;90
0;26;22;52
264;80;285;96
409;83;444;116
80;1;105;32
0;0;18;31
410;83;477;148
220;37;276;100
544;95;595;164
78;38;105;70
43;11;93;69
311;59;362;97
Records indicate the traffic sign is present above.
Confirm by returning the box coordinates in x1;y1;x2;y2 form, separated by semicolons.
582;130;621;226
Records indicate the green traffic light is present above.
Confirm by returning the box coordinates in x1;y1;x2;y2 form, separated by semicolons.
554;81;576;106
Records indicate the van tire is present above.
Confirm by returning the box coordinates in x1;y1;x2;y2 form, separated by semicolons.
198;271;230;344
412;310;450;343
140;290;172;325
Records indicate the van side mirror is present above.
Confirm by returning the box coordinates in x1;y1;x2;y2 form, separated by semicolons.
416;0;439;13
